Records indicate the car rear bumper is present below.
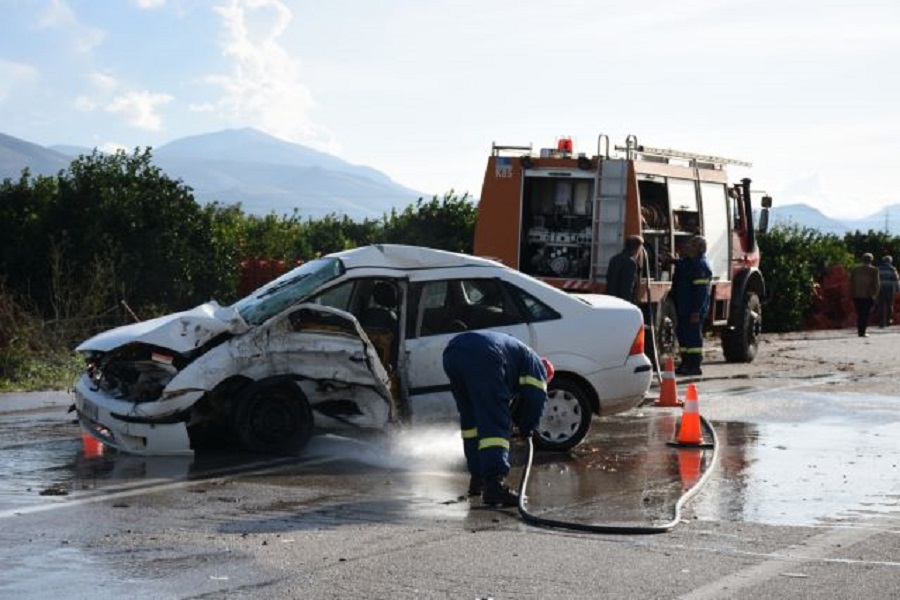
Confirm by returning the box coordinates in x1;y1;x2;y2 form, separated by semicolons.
73;374;197;456
591;355;653;416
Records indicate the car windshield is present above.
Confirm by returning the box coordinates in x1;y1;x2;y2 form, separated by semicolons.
233;257;345;325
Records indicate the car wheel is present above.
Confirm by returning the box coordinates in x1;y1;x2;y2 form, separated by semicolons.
234;379;314;455
533;376;593;452
722;292;761;363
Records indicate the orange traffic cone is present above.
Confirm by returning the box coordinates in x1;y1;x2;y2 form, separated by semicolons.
81;430;105;458
654;356;682;407
668;384;713;448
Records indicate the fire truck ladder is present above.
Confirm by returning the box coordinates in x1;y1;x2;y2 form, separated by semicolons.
590;134;626;280
615;136;752;169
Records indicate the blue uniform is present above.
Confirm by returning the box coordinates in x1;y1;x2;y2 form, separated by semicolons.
672;254;712;370
442;331;549;479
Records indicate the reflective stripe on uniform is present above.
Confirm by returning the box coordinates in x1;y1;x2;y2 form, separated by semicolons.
519;375;547;391
692;278;711;285
680;347;704;355
478;437;510;450
461;427;478;439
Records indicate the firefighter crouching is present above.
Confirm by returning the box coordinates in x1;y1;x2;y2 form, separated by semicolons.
672;235;712;376
442;331;553;507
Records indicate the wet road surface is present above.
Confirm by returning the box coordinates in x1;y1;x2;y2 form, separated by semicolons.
3;385;898;529
2;347;900;598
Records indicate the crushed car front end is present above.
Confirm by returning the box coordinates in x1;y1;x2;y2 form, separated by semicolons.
74;342;205;455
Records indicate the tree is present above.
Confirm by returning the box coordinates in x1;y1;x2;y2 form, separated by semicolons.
0;148;232;324
381;192;478;253
758;225;854;332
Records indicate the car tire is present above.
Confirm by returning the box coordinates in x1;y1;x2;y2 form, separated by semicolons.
533;376;593;452
234;379;314;455
722;292;761;363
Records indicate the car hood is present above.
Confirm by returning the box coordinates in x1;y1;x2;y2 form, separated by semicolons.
76;301;249;354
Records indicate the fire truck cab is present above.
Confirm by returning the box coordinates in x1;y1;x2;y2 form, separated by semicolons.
473;134;773;364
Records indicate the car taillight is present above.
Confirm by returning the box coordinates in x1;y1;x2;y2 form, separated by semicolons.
628;326;645;356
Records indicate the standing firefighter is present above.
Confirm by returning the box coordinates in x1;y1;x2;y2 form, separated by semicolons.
672;235;712;376
606;235;644;304
442;331;553;507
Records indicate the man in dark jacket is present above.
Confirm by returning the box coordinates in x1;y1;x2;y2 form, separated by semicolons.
442;331;552;507
606;235;644;304
877;255;899;328
850;253;880;337
671;235;712;376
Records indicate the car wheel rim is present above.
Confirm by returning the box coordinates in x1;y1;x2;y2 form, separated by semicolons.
250;397;295;443
538;389;582;442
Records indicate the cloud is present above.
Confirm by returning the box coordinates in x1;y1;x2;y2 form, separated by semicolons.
98;141;129;154
0;60;39;103
71;71;171;132
36;0;105;54
105;91;174;131
75;72;118;112
207;0;338;151
135;0;167;8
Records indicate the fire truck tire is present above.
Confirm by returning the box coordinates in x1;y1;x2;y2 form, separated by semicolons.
234;379;314;455
722;292;761;363
653;299;679;362
534;376;592;452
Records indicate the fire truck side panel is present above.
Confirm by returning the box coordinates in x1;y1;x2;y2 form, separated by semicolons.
701;181;732;284
474;156;523;268
624;162;643;241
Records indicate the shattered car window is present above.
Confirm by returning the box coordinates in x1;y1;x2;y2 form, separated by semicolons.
233;257;345;325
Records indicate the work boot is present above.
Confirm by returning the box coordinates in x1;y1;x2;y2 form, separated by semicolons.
482;476;519;507
676;356;702;376
467;475;483;497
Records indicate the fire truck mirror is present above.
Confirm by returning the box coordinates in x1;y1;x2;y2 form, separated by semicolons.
761;195;773;208
758;208;770;235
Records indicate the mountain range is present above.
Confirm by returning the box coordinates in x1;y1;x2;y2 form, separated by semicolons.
771;203;900;236
0;128;425;220
1;128;898;234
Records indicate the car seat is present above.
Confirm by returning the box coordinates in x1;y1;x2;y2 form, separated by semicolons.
359;281;400;367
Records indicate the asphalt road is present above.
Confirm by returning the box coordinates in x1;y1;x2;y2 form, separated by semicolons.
1;327;899;599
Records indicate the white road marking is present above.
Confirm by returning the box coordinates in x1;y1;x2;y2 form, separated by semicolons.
677;524;900;600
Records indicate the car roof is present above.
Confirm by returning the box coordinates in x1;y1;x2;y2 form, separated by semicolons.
332;244;503;272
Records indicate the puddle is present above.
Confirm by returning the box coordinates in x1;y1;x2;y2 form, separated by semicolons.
2;390;900;528
693;419;900;526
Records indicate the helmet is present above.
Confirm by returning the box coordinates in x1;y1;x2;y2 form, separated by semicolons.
541;357;555;383
689;235;707;252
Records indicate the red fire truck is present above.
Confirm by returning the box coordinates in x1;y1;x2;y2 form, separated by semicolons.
473;134;772;363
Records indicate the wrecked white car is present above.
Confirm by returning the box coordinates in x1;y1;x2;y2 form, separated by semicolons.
73;244;652;456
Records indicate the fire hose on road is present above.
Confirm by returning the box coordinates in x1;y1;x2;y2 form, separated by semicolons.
516;413;719;535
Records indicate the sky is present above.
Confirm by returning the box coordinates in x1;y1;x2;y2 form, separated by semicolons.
1;0;898;219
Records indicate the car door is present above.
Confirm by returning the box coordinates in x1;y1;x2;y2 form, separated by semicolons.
402;276;532;424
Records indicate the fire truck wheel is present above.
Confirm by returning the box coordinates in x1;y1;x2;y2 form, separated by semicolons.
722;292;761;363
234;379;314;455
534;376;593;452
654;299;679;361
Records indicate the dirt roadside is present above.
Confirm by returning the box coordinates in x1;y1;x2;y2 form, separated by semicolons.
696;326;900;396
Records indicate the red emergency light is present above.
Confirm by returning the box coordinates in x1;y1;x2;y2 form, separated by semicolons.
557;137;573;153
